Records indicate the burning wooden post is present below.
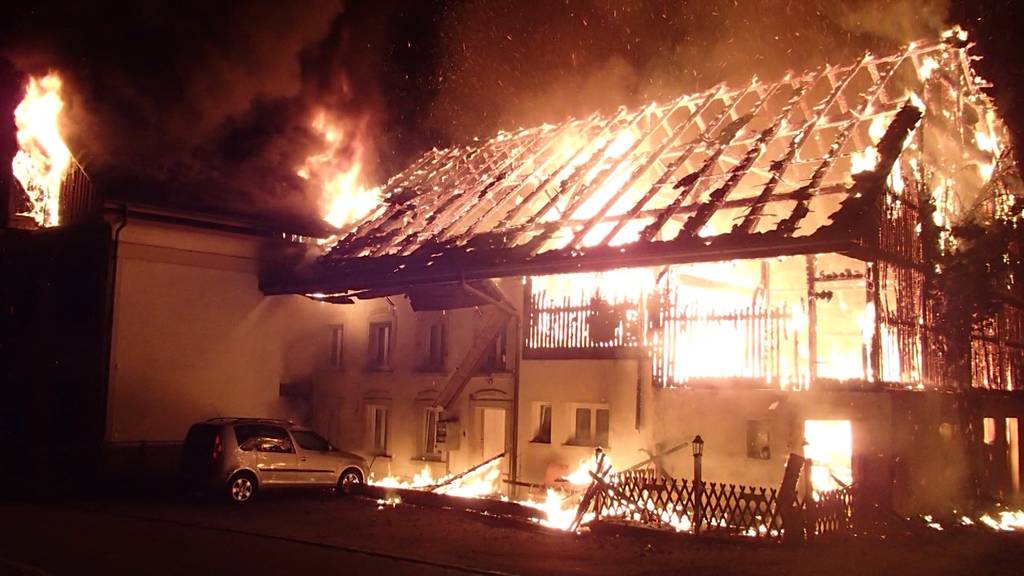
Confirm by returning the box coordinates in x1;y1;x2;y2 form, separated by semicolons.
778;452;806;544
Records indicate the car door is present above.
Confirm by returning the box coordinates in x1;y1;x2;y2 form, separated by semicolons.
254;425;298;485
290;429;340;485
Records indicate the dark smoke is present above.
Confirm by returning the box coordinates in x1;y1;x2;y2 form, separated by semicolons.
12;0;1024;224
1;0;398;221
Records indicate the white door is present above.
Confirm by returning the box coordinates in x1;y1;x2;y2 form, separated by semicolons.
481;408;507;460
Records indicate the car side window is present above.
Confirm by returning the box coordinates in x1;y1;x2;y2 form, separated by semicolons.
291;430;333;452
235;424;261;451
256;425;295;453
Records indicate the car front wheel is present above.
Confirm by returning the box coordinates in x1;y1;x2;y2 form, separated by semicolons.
338;468;364;495
228;473;257;503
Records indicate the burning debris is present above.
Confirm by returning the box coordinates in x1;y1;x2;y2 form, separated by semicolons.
367;452;607;532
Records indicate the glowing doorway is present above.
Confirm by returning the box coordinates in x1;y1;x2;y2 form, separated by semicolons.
804;420;853;492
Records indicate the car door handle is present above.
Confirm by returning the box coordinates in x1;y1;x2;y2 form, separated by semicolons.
299;457;307;462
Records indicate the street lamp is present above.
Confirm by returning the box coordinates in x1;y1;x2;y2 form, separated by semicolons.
692;434;704;534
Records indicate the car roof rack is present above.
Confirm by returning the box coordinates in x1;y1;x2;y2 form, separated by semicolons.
204;417;296;426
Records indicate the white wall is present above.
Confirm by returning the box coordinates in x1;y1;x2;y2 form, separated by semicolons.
106;219;325;444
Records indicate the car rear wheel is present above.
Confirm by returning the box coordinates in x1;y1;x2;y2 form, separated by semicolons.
338;468;364;495
228;473;257;503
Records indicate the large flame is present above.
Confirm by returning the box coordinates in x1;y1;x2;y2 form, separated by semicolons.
11;72;71;227
369;453;610;531
298;109;382;230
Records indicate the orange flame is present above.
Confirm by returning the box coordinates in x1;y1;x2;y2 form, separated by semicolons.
298;109;381;229
11;72;71;227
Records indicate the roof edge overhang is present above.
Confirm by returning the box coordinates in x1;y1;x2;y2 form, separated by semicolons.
260;232;863;297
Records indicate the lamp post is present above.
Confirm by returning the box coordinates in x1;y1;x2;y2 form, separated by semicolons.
692;435;704;534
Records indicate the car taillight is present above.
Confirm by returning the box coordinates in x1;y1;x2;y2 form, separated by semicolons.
212;435;223;460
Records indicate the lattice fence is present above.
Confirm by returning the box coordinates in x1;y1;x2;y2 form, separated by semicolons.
806;485;854;536
598;468;853;542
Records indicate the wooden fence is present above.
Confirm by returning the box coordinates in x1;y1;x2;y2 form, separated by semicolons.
597;468;853;542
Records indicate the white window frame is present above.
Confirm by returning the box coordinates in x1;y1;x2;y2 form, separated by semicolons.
532;403;552;444
368;321;394;371
419;315;447;372
329;325;344;370
422;407;443;459
367;405;390;456
569;404;609;447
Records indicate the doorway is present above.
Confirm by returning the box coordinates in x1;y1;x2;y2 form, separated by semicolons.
480;407;507;460
804;419;854;492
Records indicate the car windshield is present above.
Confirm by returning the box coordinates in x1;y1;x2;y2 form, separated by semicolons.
291;430;333;452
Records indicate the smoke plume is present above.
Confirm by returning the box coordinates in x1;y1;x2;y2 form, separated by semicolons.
0;1;972;223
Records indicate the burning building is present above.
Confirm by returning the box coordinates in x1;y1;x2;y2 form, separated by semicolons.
1;29;1021;529
263;32;1023;516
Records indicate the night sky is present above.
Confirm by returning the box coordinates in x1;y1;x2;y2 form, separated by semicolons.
1;0;1022;223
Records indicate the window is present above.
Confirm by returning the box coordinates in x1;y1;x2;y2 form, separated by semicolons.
369;322;393;370
533;403;552;444
420;318;447;372
235;425;294;453
423;408;442;459
329;325;344;369
234;424;260;450
481;325;509;373
292;430;333;452
983;417;997;445
571;406;609;447
369;406;389;455
746;420;771;459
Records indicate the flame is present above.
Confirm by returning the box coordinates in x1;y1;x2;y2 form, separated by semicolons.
525;453;611;530
922;509;1024;532
298;109;382;229
370;454;613;531
11;72;71;227
804;420;853;493
979;510;1024;531
917;56;940;81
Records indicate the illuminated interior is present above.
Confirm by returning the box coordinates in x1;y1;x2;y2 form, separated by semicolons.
803;419;854;492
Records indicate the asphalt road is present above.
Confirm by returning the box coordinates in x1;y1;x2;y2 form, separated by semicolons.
2;491;1023;576
0;501;490;576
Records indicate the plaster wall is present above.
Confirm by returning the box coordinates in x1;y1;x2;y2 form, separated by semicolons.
106;220;325;444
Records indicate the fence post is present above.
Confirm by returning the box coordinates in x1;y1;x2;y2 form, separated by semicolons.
692;435;704;534
778;453;805;545
802;457;815;542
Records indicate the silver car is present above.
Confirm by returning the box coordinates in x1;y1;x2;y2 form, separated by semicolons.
181;418;366;503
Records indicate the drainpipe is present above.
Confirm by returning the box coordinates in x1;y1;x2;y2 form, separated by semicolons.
101;205;128;449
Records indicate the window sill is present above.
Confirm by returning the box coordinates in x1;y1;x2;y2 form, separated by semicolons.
412;455;445;463
415;368;449;376
562;441;609;450
367;366;394;373
369;453;393;460
529;439;552;445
